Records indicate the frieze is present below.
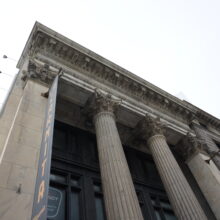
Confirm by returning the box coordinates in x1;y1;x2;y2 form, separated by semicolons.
27;31;220;129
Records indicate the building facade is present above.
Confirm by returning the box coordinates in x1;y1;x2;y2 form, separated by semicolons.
0;22;220;220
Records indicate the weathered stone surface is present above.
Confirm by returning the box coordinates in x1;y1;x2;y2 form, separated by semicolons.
148;135;208;220
93;93;143;220
191;122;220;170
176;132;208;161
1;22;220;220
140;115;207;220
3;140;39;168
15;110;44;132
0;117;14;136
20;98;46;118
0;135;6;153
22;80;48;104
0;188;33;220
187;152;220;220
24;26;198;125
7;164;37;194
0;79;48;220
9;124;42;149
0;161;12;187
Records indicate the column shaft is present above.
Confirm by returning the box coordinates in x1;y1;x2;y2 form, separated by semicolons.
148;135;207;220
94;112;143;220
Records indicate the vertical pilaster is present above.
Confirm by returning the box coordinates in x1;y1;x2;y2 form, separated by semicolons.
139;115;207;220
93;91;143;220
0;79;48;220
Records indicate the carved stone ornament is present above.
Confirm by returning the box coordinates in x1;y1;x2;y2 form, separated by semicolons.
94;90;122;114
181;133;207;160
22;60;57;83
95;90;121;114
186;133;206;150
24;30;220;130
135;114;166;141
28;31;201;124
82;90;122;124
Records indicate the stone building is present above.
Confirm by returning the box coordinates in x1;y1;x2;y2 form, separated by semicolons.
0;22;220;220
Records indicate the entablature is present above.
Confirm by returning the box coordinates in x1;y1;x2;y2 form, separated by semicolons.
17;22;220;135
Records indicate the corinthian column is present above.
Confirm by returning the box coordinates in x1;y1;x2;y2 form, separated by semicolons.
139;115;207;220
93;91;143;220
183;133;220;219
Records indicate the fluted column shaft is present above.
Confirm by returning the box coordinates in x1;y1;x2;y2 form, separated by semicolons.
148;134;207;220
94;111;143;220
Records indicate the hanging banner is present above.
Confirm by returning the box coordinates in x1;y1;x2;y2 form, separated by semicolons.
32;75;59;220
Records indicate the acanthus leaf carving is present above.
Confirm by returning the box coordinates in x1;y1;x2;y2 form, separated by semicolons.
24;60;57;83
134;114;166;142
82;90;122;128
94;89;122;114
186;133;206;152
176;133;208;161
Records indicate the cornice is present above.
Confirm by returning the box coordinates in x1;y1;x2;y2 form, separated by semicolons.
185;100;220;131
25;32;194;123
196;110;220;129
17;22;220;130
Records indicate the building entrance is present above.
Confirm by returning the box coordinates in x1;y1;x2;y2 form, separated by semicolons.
48;120;176;220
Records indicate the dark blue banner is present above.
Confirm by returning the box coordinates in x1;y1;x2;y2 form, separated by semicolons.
32;75;59;220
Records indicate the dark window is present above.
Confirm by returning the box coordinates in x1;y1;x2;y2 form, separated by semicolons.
142;160;161;181
89;140;99;162
70;176;81;220
136;190;145;216
125;147;162;186
53;128;67;151
50;173;66;183
50;120;177;220
69;134;78;154
52;120;99;167
93;182;106;220
47;173;67;220
70;190;80;220
150;195;177;220
48;173;82;220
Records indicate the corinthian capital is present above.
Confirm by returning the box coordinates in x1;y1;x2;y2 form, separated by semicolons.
94;90;121;114
135;114;165;141
83;90;122;122
186;133;207;155
176;133;207;161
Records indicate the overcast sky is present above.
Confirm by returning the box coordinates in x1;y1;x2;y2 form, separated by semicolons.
0;0;219;118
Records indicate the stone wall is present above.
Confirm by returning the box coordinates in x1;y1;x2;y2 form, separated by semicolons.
0;78;48;220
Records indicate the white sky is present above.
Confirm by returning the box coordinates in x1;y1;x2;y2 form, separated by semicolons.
0;0;219;118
